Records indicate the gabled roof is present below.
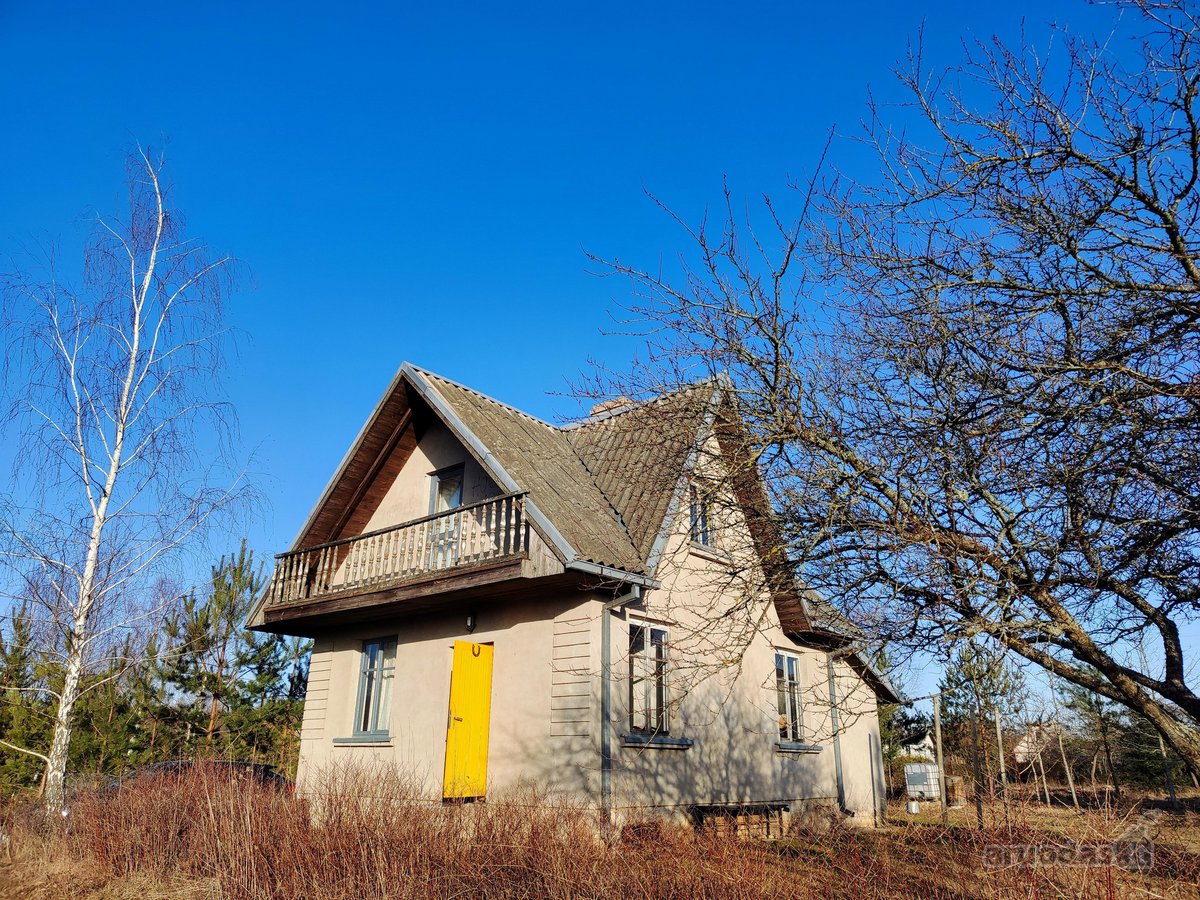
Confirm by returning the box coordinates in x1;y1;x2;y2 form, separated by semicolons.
565;383;719;565
412;369;646;574
276;363;897;697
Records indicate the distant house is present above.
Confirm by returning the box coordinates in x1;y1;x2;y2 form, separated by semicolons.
1013;723;1060;765
898;727;937;762
249;364;897;826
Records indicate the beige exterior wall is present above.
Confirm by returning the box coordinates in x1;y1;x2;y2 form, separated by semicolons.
604;485;885;824
361;418;500;534
294;419;887;825
296;593;602;800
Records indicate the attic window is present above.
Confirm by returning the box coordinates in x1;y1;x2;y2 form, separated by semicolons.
689;484;714;547
430;465;464;514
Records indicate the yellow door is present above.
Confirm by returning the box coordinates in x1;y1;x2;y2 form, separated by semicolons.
443;640;494;800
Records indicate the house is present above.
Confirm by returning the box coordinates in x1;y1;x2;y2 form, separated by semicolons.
248;363;898;828
1013;723;1061;766
898;727;937;762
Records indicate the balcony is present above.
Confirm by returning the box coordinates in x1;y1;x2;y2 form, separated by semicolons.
265;492;529;608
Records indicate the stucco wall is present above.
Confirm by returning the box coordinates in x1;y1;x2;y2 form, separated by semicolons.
360;418;499;534
294;417;887;824
601;432;886;823
297;593;603;800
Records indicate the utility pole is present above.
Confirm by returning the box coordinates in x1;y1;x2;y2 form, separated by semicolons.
933;693;948;825
993;708;1009;827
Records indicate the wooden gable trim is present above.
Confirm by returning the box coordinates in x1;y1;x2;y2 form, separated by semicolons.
285;366;414;552
642;379;724;580
709;397;817;636
326;408;414;543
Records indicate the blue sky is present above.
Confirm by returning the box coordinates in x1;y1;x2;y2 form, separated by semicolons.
0;1;1137;698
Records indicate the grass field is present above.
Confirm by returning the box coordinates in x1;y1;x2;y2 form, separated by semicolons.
1;771;1197;899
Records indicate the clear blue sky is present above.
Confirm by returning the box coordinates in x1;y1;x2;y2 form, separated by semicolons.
0;1;1132;697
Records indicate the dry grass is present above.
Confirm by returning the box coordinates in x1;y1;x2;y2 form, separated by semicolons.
1;768;1197;899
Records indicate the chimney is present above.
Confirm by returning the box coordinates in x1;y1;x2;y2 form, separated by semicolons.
589;397;634;417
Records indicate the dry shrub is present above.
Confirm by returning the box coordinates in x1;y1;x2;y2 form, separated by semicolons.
44;768;1200;900
63;763;773;899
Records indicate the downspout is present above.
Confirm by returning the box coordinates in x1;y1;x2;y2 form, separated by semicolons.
826;651;853;817
601;584;641;832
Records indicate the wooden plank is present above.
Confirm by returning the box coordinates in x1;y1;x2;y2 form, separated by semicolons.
263;558;528;623
551;698;590;712
325;408;414;543
550;683;590;697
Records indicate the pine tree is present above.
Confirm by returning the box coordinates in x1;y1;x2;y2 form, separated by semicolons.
0;604;52;794
124;631;183;765
1063;680;1124;795
939;640;1026;799
940;642;1026;726
160;541;289;759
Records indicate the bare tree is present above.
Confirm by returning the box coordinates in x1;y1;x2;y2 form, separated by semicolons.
0;147;243;813
591;1;1200;774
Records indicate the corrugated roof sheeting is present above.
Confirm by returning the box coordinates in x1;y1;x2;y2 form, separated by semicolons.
566;385;715;562
421;372;646;572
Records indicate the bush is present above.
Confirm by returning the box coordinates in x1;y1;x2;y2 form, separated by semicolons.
63;764;774;899
26;765;1195;899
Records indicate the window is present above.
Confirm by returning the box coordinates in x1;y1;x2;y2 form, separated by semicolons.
355;638;396;738
430;465;464;514
689;484;713;546
629;622;669;734
429;466;464;568
775;652;803;741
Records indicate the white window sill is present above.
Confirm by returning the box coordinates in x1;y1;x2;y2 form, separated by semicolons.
622;733;694;750
687;543;730;564
776;741;822;754
332;735;393;747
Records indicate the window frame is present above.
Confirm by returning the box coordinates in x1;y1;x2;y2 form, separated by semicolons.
628;620;670;735
429;464;465;515
688;483;714;547
774;650;803;743
353;637;397;739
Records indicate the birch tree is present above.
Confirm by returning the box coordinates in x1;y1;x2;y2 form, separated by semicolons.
0;147;241;813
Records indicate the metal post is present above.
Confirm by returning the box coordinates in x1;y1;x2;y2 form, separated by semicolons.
933;693;948;825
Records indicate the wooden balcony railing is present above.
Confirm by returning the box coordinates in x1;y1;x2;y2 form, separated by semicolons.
265;492;529;607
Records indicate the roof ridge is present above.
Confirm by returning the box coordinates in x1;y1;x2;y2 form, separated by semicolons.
561;377;722;431
411;365;559;431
